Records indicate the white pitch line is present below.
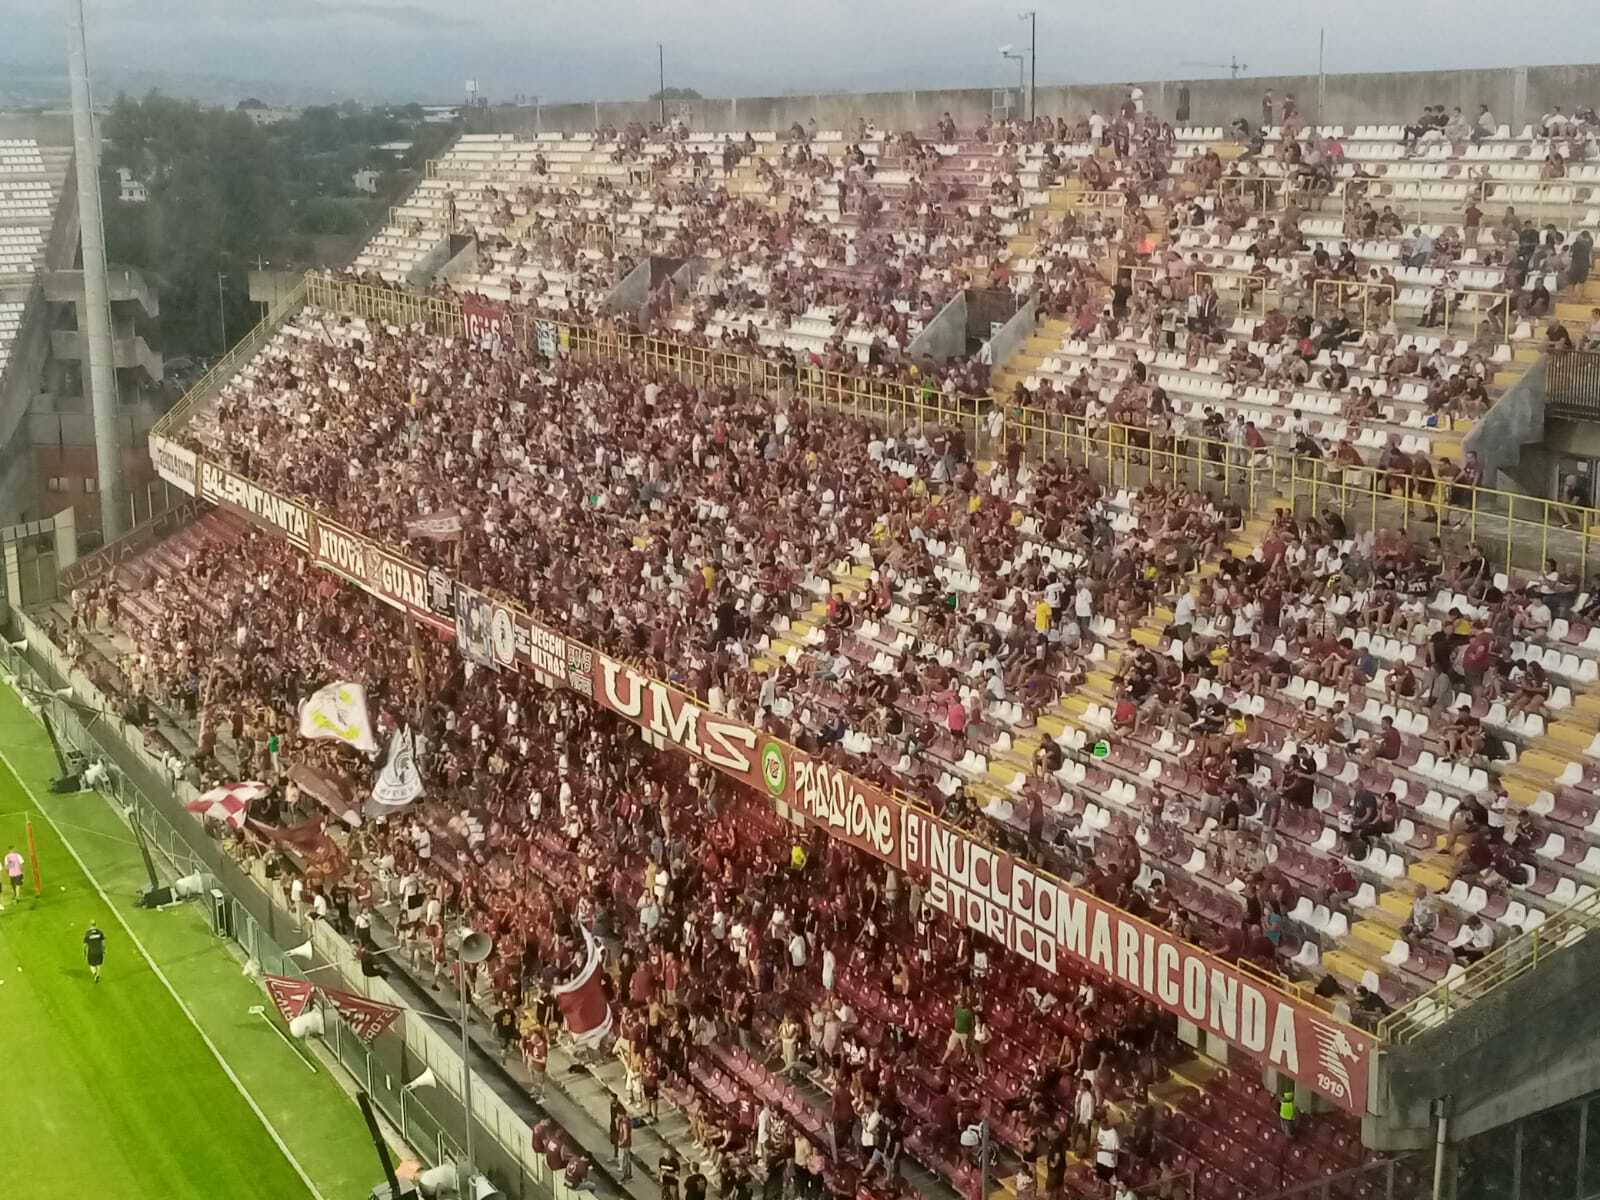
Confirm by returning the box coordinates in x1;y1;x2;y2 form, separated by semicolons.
0;723;329;1200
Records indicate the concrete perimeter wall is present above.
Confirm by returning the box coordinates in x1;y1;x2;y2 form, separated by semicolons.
488;63;1599;138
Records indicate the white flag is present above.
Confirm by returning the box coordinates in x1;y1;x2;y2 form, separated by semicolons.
371;727;424;811
297;681;377;752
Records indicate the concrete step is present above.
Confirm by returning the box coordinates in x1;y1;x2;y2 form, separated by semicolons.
1376;889;1414;922
1323;946;1385;987
1350;919;1399;957
1516;748;1576;782
1407;861;1453;892
1545;721;1594;755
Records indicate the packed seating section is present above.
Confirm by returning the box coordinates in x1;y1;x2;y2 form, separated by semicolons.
58;101;1600;1199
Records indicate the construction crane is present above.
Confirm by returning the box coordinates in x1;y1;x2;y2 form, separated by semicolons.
1180;57;1248;79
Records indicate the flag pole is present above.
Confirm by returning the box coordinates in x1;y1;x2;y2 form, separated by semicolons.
25;817;41;896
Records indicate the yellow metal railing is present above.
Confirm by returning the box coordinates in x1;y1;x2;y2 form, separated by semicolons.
1378;887;1600;1043
289;271;1600;579
151;281;307;440
1311;276;1511;340
1215;174;1294;212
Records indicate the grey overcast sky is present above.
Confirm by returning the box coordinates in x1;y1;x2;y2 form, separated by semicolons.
5;0;1598;105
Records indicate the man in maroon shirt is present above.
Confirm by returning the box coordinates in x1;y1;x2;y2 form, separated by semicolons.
1360;715;1403;765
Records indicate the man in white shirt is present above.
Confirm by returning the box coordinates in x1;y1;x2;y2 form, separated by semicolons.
1089;110;1106;145
1450;916;1495;964
1172;588;1196;630
1093;1111;1121;1181
1472;105;1496;143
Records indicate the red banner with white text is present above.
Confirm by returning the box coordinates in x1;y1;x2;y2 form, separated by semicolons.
462;295;505;341
584;649;1373;1113
182;451;1378;1113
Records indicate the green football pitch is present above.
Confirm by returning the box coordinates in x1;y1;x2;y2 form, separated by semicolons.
0;685;378;1200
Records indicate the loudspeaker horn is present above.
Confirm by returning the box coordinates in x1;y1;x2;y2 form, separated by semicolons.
415;1162;462;1196
287;940;314;963
289;1009;325;1039
468;1175;505;1200
455;929;493;964
403;1067;437;1092
173;872;206;899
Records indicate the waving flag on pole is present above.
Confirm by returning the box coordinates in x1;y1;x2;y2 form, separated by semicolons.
263;974;316;1025
551;928;613;1047
368;727;425;817
323;987;404;1044
297;682;377;752
186;781;269;830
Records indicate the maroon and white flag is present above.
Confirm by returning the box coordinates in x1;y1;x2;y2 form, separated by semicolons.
404;511;465;540
323;986;404;1044
462;294;505;341
264;974;316;1025
186;781;269;830
551;929;612;1047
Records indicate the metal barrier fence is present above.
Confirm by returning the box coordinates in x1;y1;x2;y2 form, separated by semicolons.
1248;1155;1431;1200
273;273;1600;571
0;630;564;1200
1547;350;1600;419
1378;885;1600;1044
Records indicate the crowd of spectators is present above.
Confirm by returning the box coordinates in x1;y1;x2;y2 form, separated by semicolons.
57;520;1379;1199
49;94;1600;1200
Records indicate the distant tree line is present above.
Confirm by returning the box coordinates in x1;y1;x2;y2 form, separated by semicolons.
99;93;455;360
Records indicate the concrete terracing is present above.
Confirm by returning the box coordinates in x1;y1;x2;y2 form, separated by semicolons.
492;62;1600;143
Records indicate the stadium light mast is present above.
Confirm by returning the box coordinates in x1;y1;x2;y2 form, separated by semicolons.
1000;47;1025;119
452;927;494;1188
658;43;666;126
65;0;125;541
1020;11;1036;124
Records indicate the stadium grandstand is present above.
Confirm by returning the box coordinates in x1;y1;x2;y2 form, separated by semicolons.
0;112;164;563
14;60;1600;1200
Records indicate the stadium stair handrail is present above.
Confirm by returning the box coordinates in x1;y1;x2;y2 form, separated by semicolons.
150;280;308;442
1377;885;1600;1044
299;270;1600;580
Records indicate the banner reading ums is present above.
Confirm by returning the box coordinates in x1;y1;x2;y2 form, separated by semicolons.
159;441;1378;1115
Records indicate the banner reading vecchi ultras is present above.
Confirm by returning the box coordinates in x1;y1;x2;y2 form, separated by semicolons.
170;441;1378;1115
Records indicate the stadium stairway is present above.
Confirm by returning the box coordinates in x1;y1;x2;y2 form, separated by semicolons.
989;315;1077;402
